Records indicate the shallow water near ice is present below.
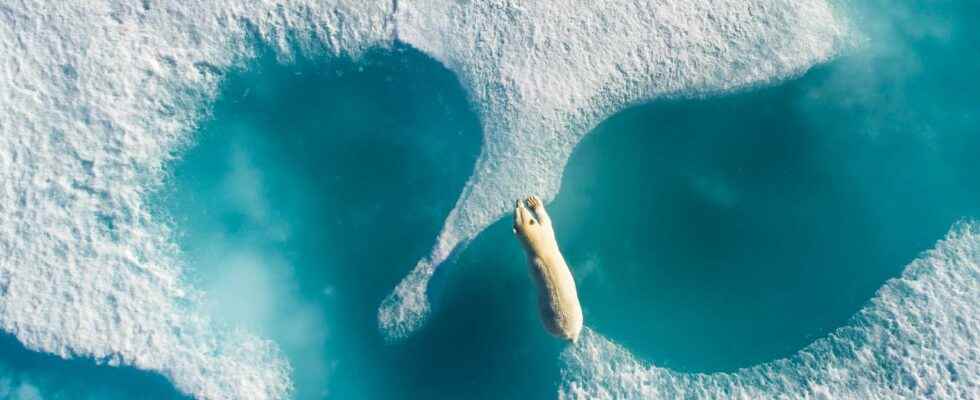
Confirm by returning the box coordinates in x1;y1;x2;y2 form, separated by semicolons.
159;46;487;399
551;62;980;373
0;0;978;398
556;1;980;396
162;20;977;399
0;333;190;399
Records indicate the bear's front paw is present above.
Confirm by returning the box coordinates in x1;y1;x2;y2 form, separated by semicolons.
527;195;543;210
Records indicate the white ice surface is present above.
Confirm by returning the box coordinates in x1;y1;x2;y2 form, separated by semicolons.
2;1;976;399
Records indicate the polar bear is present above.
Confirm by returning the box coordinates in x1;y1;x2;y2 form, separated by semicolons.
513;195;584;343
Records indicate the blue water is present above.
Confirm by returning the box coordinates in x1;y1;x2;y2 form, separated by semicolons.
1;0;978;398
163;11;978;396
0;333;189;399
552;62;980;372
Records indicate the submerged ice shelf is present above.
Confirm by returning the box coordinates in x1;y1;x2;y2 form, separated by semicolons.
0;0;978;399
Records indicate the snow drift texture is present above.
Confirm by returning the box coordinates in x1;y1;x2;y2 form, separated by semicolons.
1;1;977;399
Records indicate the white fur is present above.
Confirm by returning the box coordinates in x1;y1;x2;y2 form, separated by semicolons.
514;196;583;342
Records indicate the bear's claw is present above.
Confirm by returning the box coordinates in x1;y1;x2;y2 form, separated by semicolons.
527;195;543;210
